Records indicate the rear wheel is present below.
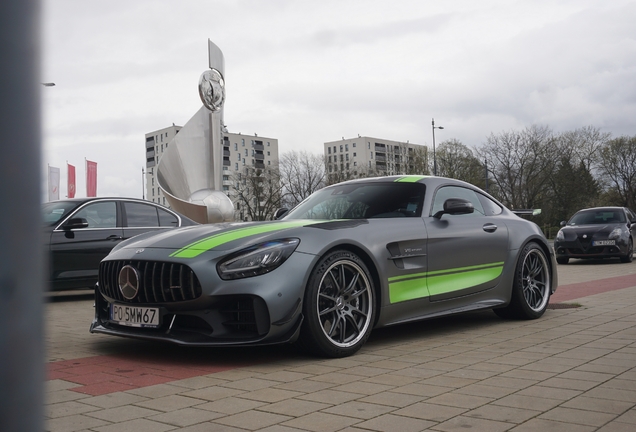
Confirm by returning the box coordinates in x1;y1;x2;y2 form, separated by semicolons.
620;238;633;263
299;250;375;358
494;243;551;320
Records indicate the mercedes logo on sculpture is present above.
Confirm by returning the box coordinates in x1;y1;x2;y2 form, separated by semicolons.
198;68;225;112
118;265;140;300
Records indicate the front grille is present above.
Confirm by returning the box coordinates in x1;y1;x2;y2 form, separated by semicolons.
99;260;202;303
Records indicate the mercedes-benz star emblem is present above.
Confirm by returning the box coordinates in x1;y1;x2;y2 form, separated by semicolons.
118;265;140;300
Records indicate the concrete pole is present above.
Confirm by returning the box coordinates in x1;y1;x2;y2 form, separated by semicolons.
0;1;45;431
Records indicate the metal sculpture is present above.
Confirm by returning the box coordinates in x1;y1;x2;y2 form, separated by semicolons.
157;40;234;223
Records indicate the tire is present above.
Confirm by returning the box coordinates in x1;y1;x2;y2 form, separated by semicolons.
494;243;551;320
556;257;569;265
620;239;633;263
299;250;375;358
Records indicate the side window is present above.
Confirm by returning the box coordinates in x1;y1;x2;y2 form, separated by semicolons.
124;202;159;227
431;186;485;217
477;193;503;216
158;208;179;227
74;202;117;228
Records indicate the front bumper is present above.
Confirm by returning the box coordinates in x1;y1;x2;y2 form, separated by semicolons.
90;289;304;346
554;240;626;259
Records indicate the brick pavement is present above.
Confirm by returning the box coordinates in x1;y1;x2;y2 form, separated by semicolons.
44;258;636;431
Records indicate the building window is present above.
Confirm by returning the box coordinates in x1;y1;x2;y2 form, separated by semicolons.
368;142;371;149
354;161;357;166
328;147;331;154
238;154;241;161
353;152;356;157
333;146;336;154
234;143;238;150
346;154;349;161
245;149;248;156
340;145;343;152
370;152;373;159
353;143;356;147
345;144;349;151
235;163;239;170
267;151;270;156
267;142;270;146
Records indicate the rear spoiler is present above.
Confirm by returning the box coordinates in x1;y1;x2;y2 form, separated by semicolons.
512;209;542;217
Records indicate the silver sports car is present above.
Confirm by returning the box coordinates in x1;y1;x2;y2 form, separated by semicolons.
90;175;558;358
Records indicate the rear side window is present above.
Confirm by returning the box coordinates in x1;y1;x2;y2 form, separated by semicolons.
158;208;179;227
124;202;159;227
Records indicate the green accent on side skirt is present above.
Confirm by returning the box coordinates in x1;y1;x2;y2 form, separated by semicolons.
170;220;314;258
389;262;504;303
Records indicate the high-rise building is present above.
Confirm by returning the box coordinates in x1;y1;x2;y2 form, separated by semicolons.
145;127;279;219
145;125;181;207
324;136;428;184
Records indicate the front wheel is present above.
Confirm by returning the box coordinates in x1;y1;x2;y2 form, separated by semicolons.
494;243;551;320
620;239;633;263
299;250;375;358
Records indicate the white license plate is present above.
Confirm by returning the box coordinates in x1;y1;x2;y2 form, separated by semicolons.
593;240;615;246
110;304;159;328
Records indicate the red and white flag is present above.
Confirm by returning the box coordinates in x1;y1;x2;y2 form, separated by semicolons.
67;163;76;198
48;165;60;201
86;159;97;197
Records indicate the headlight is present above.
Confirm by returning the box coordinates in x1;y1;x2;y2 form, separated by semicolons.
217;238;300;280
555;229;564;241
609;228;623;240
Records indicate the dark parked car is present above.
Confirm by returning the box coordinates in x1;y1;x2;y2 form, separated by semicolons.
554;206;636;264
91;176;558;358
43;197;197;291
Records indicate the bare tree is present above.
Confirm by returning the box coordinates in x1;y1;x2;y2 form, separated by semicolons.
476;125;557;209
231;166;283;221
279;151;326;209
406;146;429;175
555;126;610;172
598;135;636;209
436;139;484;187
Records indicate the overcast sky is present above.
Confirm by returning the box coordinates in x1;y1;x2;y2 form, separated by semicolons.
42;0;636;199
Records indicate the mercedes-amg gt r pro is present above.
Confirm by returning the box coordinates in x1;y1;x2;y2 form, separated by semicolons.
91;176;558;358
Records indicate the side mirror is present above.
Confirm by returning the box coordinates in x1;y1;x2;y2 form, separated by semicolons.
433;198;474;219
274;208;289;220
560;220;567;227
63;217;89;230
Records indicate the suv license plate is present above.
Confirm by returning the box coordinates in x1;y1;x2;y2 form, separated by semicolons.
110;304;159;328
593;240;615;246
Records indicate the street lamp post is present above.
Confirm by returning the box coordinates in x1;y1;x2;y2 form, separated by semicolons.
431;118;444;176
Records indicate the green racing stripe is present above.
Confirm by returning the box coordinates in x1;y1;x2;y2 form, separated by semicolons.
394;175;429;183
388;262;504;303
170;220;317;258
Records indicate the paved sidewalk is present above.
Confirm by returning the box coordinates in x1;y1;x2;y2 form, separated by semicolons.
44;259;636;431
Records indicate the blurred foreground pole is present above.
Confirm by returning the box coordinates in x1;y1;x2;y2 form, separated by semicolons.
0;1;44;431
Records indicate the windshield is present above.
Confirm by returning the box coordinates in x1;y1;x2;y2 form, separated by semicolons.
284;182;426;220
568;209;625;225
42;201;80;225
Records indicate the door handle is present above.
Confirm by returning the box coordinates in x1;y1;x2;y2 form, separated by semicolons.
107;235;123;240
483;223;497;233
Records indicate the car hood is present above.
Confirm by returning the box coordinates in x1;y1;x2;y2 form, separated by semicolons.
114;219;353;257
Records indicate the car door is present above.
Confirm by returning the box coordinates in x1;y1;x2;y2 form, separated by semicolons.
49;200;123;289
424;185;509;301
122;201;179;240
